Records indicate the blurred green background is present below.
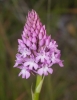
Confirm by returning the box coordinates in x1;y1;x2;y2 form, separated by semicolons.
0;0;77;100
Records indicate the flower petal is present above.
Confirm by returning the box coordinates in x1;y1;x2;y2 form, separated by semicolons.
25;71;30;79
48;68;53;74
37;68;43;76
18;69;30;79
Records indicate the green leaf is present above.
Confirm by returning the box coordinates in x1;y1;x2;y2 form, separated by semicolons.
31;84;34;100
36;76;44;93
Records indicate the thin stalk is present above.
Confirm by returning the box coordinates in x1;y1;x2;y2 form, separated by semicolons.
33;75;43;100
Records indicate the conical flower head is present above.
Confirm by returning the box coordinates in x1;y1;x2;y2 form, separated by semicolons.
14;10;63;79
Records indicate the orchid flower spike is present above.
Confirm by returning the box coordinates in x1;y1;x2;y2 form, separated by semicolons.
14;10;63;79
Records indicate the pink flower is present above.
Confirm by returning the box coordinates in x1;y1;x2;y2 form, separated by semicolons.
14;10;63;79
37;65;53;76
19;68;30;79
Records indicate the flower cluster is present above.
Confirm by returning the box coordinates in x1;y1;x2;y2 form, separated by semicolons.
14;10;63;79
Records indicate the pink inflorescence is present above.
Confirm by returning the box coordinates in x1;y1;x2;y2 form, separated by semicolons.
14;10;63;79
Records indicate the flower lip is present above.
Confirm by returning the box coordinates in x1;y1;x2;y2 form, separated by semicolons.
18;68;30;79
24;58;38;70
37;65;53;76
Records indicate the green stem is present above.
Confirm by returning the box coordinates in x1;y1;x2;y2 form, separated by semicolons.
33;75;44;100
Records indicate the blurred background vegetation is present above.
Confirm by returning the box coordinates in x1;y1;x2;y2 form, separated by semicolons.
0;0;77;100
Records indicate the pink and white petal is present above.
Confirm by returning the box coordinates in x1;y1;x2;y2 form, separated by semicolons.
36;56;40;62
17;66;23;69
44;71;48;76
41;57;44;62
26;39;31;47
39;33;43;39
32;37;37;43
25;71;30;79
18;69;30;79
43;68;48;76
18;39;23;45
29;65;33;70
18;69;26;78
59;60;64;67
39;39;44;46
18;70;23;77
48;68;53;74
37;68;43;76
24;62;29;67
22;36;27;44
33;63;38;70
13;63;18;67
32;44;37;50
